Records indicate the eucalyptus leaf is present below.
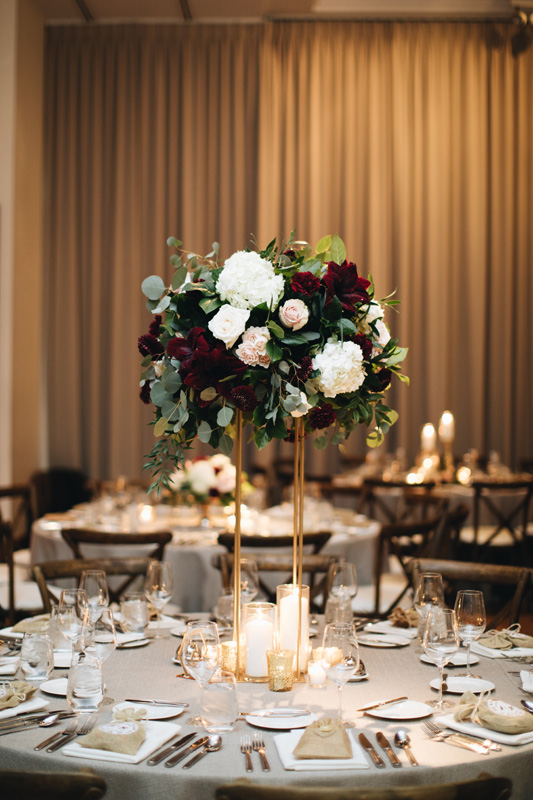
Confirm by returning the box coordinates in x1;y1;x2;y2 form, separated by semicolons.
167;237;182;248
313;435;328;450
152;295;171;314
150;382;171;407
278;360;290;374
171;266;188;290
161;400;179;420
142;275;166;301
162;369;182;394
219;433;234;455
140;354;152;368
217;406;234;427
198;421;212;444
200;387;218;402
330;432;344;445
170;254;182;268
154;416;169;437
366;429;384;448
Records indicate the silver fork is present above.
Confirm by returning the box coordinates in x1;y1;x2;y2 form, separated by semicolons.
423;721;500;751
46;712;97;752
252;733;270;772
240;735;253;772
35;716;79;751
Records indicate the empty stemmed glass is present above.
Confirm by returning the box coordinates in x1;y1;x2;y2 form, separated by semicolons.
320;622;360;724
144;560;174;638
423;607;459;711
180;620;221;727
454;589;486;678
79;569;109;624
414;572;445;644
57;589;89;647
231;558;259;605
83;606;117;665
326;562;357;623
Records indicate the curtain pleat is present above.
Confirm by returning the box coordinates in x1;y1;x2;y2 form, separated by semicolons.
43;22;533;480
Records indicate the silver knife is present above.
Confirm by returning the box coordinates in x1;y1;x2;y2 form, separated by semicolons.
146;732;196;765
358;696;408;712
164;736;208;768
124;698;189;708
358;733;386;767
376;731;402;767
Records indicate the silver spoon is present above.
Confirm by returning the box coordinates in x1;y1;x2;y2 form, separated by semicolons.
182;734;222;768
394;729;419;766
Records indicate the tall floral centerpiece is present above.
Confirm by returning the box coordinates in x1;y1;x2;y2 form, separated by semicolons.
139;233;408;678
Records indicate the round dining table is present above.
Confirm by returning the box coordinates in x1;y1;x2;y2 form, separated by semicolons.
30;502;381;613
0;620;530;799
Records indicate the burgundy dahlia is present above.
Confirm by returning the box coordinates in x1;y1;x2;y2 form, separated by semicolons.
139;382;151;404
149;315;163;336
309;403;337;430
166;327;207;368
375;368;392;391
291;271;321;296
137;333;164;357
352;333;373;361
230;385;259;412
323;261;371;312
296;356;314;382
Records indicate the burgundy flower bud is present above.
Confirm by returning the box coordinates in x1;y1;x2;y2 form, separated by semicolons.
230;385;259;412
138;334;164;357
309;403;337;430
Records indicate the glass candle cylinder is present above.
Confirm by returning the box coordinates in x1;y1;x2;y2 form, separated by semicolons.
267;649;295;692
242;602;276;682
307;659;327;688
276;584;310;673
220;639;245;676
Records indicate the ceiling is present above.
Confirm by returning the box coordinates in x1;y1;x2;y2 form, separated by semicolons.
33;0;522;25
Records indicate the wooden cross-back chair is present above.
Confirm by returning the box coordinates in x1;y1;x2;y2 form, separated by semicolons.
470;478;533;563
217;531;331;556
0;767;107;800
356;478;438;524
0;519;15;625
33;556;153;612
408;557;532;629
0;484;33;550
60;528;172;560
212;552;338;613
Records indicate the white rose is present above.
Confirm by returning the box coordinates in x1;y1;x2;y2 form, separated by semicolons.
216;250;284;310
210;454;231;470
279;299;309;331
372;319;391;356
312;339;366;398
208;305;250;348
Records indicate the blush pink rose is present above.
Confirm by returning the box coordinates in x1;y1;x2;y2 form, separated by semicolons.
279;299;309;331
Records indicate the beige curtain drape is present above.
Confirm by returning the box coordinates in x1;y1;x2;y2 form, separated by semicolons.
43;22;533;481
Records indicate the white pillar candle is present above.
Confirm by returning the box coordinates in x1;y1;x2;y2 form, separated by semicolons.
438;411;455;443
421;423;436;453
279;592;309;671
244;617;274;678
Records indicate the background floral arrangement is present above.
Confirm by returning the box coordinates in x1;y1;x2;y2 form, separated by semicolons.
167;453;251;505
139;233;408;492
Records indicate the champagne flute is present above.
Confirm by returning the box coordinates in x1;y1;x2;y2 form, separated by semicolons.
144;560;174;638
180;620;221;727
423;607;459;711
320;622;359;723
57;589;89;646
79;569;109;624
454;589;486;678
414;572;445;643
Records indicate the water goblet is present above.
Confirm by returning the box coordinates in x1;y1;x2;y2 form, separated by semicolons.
120;591;149;634
57;588;89;646
180;620;221;727
320;622;359;724
19;633;54;682
423;607;459;711
144;560;173;638
67;646;104;714
454;589;486;678
414;572;445;643
79;569;109;624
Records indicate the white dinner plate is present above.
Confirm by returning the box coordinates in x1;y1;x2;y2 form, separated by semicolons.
169;622;188;637
429;676;495;694
364;700;433;720
358;633;411;648
117;638;151;649
245;708;317;730
39;677;68;696
112;701;185;720
420;651;479;667
348;671;369;682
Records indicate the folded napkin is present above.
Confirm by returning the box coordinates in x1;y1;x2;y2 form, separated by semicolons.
388;607;419;629
520;670;533;693
78;720;146;755
453;691;533;736
436;713;533;747
0;656;19;676
63;720;180;764
0;697;49;720
365;621;417;639
0;680;37;710
275;728;369;771
11;615;50;634
471;641;533;659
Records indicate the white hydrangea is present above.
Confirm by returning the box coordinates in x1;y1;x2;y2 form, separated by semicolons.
216;251;284;310
312;339;366;398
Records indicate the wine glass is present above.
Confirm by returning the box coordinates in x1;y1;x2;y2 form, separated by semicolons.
180;620;221;727
423;607;459;711
454;589;486;678
326;562;357;623
320;622;359;723
414;572;445;643
57;589;89;646
79;570;109;624
231;558;259;605
83;606;117;664
144;560;174;638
